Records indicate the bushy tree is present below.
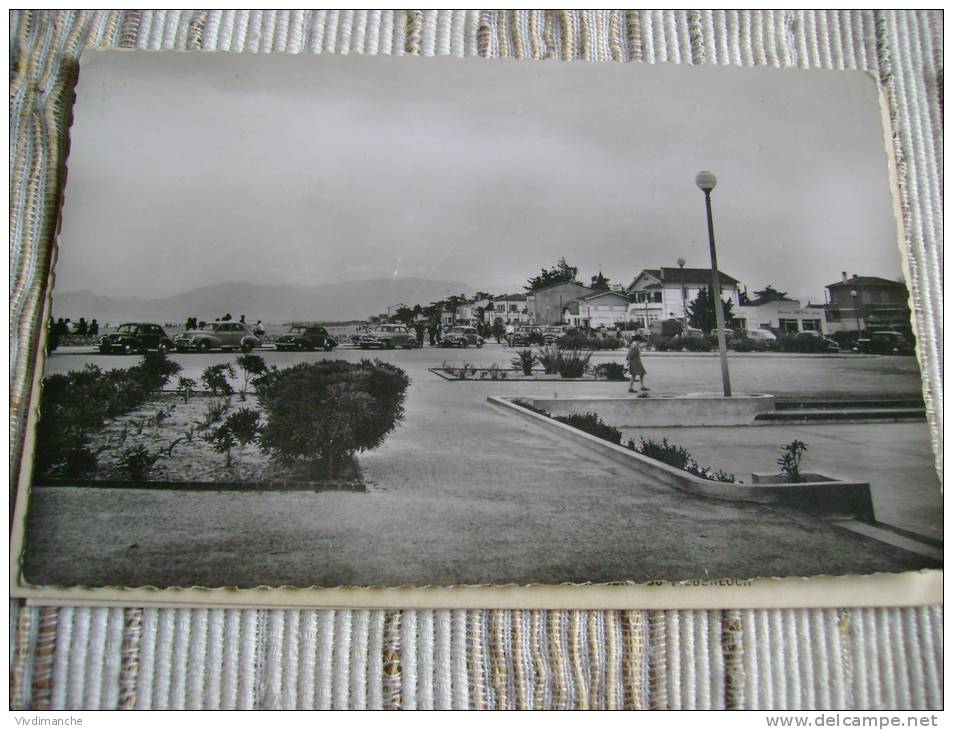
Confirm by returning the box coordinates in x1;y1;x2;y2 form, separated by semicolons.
526;257;580;291
752;284;789;303
687;286;734;332
255;359;410;477
590;271;611;291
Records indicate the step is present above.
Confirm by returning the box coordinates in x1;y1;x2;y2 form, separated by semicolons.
832;520;943;562
755;408;925;423
775;398;925;411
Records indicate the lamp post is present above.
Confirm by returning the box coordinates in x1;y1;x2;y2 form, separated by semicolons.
695;171;732;398
677;257;687;325
850;289;861;333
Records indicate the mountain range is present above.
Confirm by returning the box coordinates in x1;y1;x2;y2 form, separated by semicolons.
52;278;476;324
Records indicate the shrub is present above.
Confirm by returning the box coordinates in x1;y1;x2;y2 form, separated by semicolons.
235;353;267;399
255;359;410;477
537;346;560;374
593;362;627;380
778;334;831;354
556;333;623;350
117;444;162;480
778;440;808;483
201;363;236;395
526;329;545;346
631;437;737;483
555;348;593;378
176;376;197;403
677;335;715;352
512;399;550;417
511;349;538;376
209;407;260;468
129;350;182;391
198;398;231;430
554;412;622;444
728;337;755;352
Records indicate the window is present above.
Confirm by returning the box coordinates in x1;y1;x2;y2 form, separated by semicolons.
801;320;819;331
653;292;662;303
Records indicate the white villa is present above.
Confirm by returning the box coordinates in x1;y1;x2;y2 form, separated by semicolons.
625;267;742;328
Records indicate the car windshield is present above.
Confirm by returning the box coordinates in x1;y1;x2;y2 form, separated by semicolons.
115;324;138;333
287;326;307;334
449;328;468;334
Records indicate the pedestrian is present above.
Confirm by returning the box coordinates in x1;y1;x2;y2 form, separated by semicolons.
626;337;648;393
415;321;426;348
47;317;60;352
76;317;88;336
253;320;265;337
428;321;437;346
88;319;99;336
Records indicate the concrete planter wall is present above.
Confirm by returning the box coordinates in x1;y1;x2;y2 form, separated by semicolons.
749;472;875;522
530;392;775;427
491;396;875;523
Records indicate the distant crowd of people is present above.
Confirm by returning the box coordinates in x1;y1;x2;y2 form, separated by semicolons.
183;314;265;337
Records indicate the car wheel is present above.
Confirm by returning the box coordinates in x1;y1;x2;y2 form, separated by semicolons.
158;342;170;354
324;344;334;352
386;340;395;349
197;340;211;353
241;341;254;353
122;342;134;355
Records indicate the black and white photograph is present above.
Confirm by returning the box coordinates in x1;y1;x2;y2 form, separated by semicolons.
13;50;941;594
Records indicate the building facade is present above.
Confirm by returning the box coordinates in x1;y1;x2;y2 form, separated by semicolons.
526;281;594;325
625;267;741;328
824;273;911;333
734;298;825;334
485;293;531;326
563;290;632;329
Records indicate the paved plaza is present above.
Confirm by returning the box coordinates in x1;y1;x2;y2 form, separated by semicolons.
23;345;941;588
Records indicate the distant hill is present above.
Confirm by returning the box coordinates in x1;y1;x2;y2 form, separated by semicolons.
52;278;475;324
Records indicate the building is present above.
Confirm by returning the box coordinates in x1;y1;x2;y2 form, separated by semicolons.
446;297;492;327
485;293;531;326
824;272;911;333
734;297;825;334
563;290;632;329
625;267;741;328
526;281;593;325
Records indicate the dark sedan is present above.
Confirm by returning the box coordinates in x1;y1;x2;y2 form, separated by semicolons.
99;323;176;354
274;324;337;351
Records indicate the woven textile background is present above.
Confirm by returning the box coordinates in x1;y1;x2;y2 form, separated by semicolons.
8;10;942;710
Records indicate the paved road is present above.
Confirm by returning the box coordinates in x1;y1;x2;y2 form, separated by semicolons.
23;346;938;588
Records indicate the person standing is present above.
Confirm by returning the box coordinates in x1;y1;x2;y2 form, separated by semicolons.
415;321;426;348
627;338;648;393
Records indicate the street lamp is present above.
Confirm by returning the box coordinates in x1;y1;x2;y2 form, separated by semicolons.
695;171;732;398
850;289;861;333
677;256;687;325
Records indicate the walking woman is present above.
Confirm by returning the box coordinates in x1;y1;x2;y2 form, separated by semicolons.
627;337;648;393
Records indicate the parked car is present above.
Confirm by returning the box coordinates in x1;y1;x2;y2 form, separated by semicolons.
99;323;176;354
541;326;564;345
506;326;542;347
852;330;914;355
274;323;337;351
709;328;736;338
440;326;484;348
358;324;418;349
794;330;841;352
175;321;261;353
745;329;778;342
682;327;704;338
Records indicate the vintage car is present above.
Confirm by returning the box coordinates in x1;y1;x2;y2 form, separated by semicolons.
174;321;261;353
439;326;484;348
794;330;841;352
852;330;914;355
358;324;418;349
274;323;337;351
99;323;176;354
744;328;778;342
505;326;544;347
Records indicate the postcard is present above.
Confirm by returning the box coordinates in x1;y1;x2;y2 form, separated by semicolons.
10;50;941;608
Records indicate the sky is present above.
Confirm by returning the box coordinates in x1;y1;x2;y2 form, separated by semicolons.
56;51;905;304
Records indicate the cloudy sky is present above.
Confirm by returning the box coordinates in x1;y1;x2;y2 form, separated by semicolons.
56;51;903;303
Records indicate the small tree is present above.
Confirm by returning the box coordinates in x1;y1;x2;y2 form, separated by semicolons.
511;349;538;375
590;271;611;291
752;284;789;303
210;407;260;469
235;353;267;400
687;286;734;332
255;360;410;478
201;363;236;395
778;440;809;483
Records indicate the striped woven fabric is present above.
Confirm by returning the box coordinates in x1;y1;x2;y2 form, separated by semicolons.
9;10;943;710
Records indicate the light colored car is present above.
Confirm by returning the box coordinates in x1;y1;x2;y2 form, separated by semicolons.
440;326;484;348
745;329;778;342
358;324;419;349
174;321;261;353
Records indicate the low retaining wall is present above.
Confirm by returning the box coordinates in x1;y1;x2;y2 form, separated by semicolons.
490;396;875;522
530;392;775;427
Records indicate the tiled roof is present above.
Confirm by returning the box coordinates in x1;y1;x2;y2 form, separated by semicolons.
827;276;907;289
632;267;739;288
